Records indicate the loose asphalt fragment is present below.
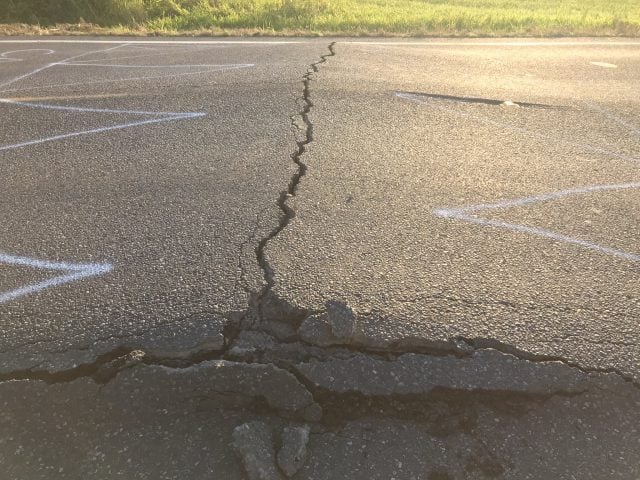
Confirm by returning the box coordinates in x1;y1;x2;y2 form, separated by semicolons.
277;425;311;477
232;422;283;480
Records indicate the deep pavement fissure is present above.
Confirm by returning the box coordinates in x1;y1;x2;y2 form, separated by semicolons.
1;41;638;432
253;42;336;325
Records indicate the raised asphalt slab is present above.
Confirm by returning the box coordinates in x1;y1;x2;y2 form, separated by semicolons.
1;38;639;479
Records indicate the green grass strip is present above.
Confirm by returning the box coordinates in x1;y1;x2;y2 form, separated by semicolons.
1;0;639;36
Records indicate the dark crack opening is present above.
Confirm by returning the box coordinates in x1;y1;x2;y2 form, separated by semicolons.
252;42;336;327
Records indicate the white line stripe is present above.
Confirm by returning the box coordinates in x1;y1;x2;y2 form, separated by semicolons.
0;113;204;152
0;43;129;90
346;41;640;47
60;42;129;62
66;46;227;64
1;39;639;47
58;62;255;69
0;271;97;304
590;61;617;68
434;183;640;263
585;102;640;138
0;252;113;304
436;183;640;215
0;63;55;90
0;49;55;60
440;213;640;263
0;98;206;116
0;252;110;271
0;65;255;95
0;40;310;45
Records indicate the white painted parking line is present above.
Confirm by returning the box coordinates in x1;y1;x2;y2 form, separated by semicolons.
0;252;113;304
0;48;255;95
347;41;640;47
0;39;310;45
396;91;640;263
0;49;55;62
57;62;255;69
0;42;244;304
584;102;640;138
0;98;206;152
0;43;128;89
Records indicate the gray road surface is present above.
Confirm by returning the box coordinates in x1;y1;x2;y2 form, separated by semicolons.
266;40;640;379
1;38;639;479
0;39;324;369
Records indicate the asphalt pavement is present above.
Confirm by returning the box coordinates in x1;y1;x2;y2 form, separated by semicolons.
267;40;640;379
1;37;639;479
0;39;324;370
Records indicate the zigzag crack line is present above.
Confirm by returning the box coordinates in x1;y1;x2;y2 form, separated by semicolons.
254;42;336;318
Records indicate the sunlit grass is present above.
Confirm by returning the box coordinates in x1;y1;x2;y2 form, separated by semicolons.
2;0;639;36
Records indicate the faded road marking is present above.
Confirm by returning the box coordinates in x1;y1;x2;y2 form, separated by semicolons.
0;43;128;90
0;49;55;62
583;102;640;138
58;62;254;69
0;98;206;152
0;252;113;304
396;91;640;263
590;61;618;68
434;183;640;263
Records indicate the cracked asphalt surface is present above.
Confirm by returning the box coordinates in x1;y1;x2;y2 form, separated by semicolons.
1;38;639;479
0;39;324;370
266;40;640;380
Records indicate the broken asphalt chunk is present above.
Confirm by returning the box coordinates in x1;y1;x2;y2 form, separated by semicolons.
277;425;311;477
232;422;283;480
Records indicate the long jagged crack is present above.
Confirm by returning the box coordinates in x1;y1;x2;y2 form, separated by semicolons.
2;41;639;451
0;327;625;426
456;336;640;387
253;42;336;325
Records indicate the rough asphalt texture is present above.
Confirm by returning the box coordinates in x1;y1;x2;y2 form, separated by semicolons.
0;40;322;370
266;41;640;380
0;38;639;479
